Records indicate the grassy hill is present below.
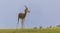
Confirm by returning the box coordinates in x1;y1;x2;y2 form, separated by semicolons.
0;27;60;33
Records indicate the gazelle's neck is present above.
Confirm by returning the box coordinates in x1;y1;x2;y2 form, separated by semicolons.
24;7;29;17
25;11;27;16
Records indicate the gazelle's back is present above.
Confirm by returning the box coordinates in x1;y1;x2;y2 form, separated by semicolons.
18;13;26;19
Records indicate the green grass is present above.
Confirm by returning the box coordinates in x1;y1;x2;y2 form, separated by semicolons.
0;27;60;33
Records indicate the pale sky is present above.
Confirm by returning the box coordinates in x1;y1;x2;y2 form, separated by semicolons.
0;0;60;29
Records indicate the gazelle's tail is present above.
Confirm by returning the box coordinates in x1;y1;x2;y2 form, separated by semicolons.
17;17;19;24
16;17;19;29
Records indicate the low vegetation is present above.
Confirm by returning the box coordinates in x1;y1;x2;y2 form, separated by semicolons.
0;27;60;33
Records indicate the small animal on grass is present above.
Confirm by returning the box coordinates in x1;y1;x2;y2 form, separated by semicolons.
17;5;30;28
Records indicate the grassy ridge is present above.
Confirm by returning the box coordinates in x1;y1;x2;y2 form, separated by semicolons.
0;28;60;33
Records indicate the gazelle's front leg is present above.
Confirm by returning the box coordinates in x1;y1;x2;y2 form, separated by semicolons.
21;19;25;29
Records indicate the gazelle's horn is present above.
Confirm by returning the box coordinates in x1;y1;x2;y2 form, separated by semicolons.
24;5;27;8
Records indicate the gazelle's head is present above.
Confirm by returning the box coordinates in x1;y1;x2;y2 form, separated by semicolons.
24;6;30;13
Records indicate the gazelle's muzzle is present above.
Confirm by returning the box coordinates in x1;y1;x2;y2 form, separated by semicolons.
28;11;30;13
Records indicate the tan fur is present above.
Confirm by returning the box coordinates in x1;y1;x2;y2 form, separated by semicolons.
17;6;30;29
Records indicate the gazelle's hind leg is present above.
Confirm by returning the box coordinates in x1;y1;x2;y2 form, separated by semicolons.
21;19;25;29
